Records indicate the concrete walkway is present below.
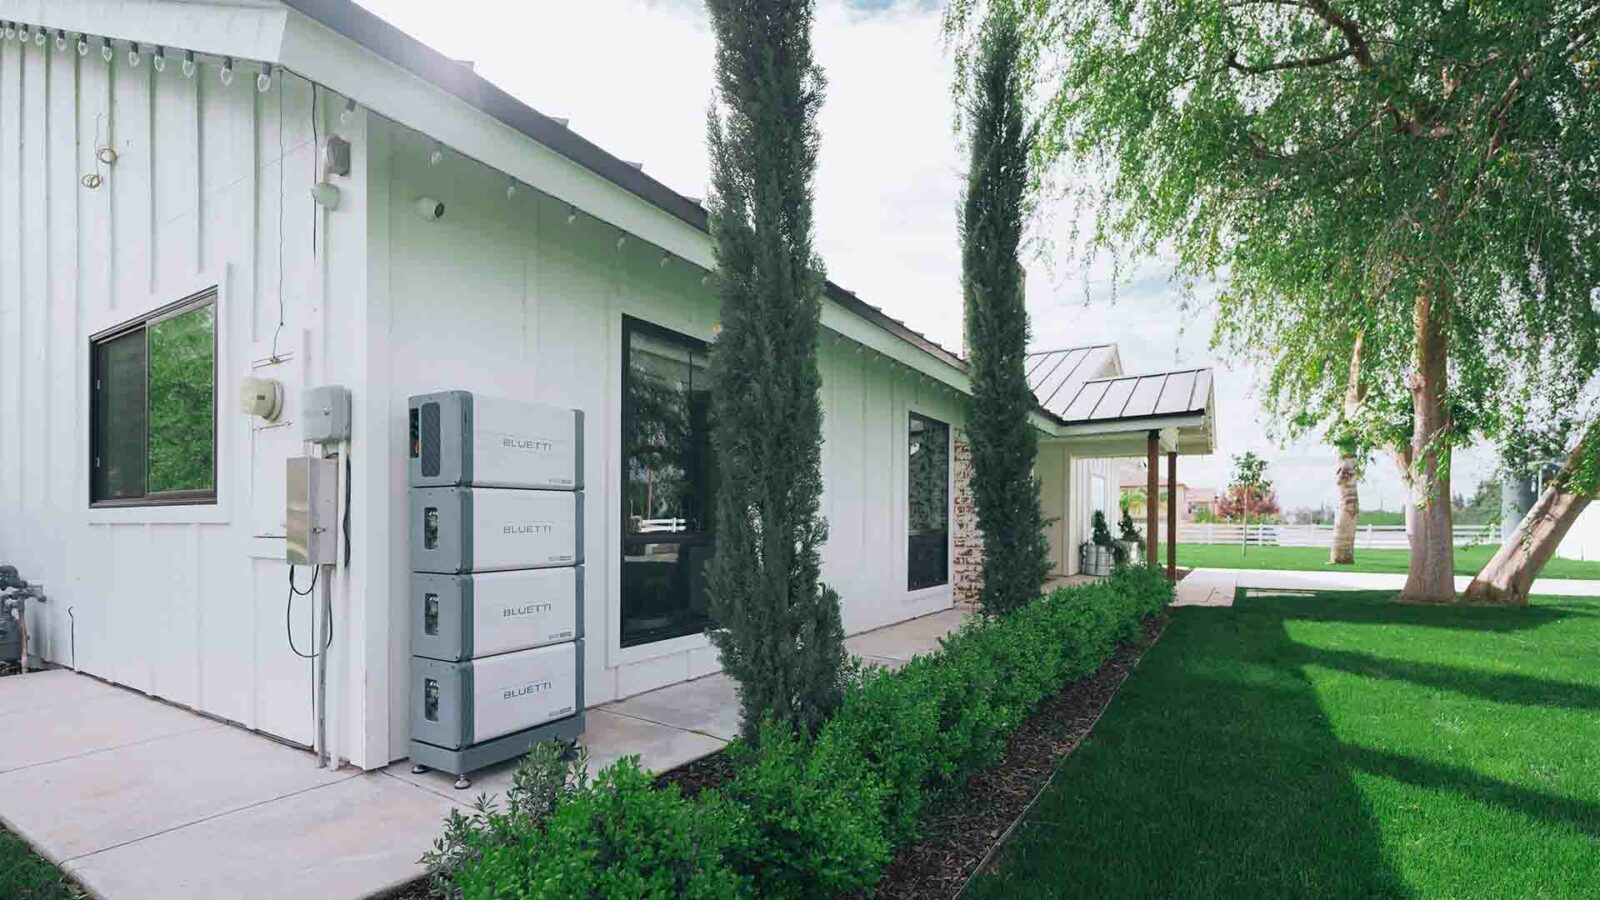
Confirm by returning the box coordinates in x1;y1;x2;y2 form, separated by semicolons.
0;607;967;899
1175;566;1600;606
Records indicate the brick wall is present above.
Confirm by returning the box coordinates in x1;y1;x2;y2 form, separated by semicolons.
952;429;984;608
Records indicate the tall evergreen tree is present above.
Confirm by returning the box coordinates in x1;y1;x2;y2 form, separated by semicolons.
703;0;845;739
960;7;1051;615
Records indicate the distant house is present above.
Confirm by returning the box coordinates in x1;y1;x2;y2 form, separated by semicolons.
0;1;1216;770
1117;468;1218;523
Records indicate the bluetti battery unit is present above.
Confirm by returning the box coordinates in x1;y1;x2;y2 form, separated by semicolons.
409;391;583;491
412;567;582;662
410;487;582;573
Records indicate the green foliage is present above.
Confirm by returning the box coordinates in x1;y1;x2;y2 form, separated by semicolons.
1117;508;1143;545
948;0;1600;522
721;722;891;897
1091;510;1128;566
457;758;746;900
703;0;846;739
441;576;1172;898
0;826;77;900
420;741;586;898
960;4;1051;616
147;304;215;493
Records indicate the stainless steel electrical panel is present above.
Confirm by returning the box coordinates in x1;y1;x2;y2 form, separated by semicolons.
286;457;338;565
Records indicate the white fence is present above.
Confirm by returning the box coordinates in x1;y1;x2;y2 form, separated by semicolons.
1177;523;1497;550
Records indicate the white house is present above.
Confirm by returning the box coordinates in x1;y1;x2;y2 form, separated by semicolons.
0;0;1215;771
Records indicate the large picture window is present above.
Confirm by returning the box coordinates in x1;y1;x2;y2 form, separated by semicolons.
90;291;217;506
908;412;950;590
621;318;715;647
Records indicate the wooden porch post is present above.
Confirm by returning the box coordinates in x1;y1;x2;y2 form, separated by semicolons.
1167;451;1178;583
1146;431;1159;568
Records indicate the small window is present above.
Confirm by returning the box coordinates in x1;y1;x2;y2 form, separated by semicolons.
908;412;950;591
621;317;716;647
90;291;217;506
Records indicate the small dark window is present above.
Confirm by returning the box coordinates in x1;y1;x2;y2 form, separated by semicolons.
908;413;950;590
90;291;217;506
621;317;715;647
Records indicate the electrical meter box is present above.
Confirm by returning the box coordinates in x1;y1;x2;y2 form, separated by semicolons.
411;641;582;749
410;487;582;573
409;391;583;491
412;567;582;662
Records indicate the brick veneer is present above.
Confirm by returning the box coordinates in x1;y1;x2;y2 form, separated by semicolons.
952;429;984;609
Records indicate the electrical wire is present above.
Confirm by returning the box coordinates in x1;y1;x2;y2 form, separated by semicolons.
285;564;330;659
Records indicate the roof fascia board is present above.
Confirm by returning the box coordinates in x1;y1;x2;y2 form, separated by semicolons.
1053;412;1207;437
278;8;715;270
1;0;288;62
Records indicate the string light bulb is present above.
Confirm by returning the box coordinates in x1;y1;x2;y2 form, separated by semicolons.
340;98;357;126
36;27;48;47
127;42;141;67
77;34;89;57
219;57;234;86
101;38;113;63
55;30;66;52
429;142;444;166
152;47;165;72
565;206;578;225
3;24;14;41
659;253;671;268
257;64;272;93
15;24;26;43
181;50;195;78
506;178;517;200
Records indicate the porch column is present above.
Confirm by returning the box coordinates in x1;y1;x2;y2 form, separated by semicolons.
1167;451;1178;583
1146;431;1159;567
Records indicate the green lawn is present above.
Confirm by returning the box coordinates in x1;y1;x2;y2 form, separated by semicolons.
0;826;76;899
1177;542;1600;580
969;590;1600;899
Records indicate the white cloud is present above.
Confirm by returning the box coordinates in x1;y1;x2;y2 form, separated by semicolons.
351;0;1493;510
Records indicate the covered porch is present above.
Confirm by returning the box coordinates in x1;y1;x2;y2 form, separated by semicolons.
1036;367;1217;583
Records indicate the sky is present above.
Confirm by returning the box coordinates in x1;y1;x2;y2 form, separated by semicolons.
354;0;1493;511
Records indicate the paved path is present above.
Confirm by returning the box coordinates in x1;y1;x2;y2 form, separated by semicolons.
0;607;965;900
1175;567;1600;606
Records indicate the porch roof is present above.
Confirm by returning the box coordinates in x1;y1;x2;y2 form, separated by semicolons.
1042;368;1217;457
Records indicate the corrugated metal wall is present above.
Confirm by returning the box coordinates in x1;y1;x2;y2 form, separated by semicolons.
0;36;344;748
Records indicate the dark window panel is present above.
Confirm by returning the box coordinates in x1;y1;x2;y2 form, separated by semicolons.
908;412;950;590
621;318;716;647
93;328;148;502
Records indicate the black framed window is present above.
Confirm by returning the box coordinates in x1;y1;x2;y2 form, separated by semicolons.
908;412;950;590
90;291;217;506
621;317;715;647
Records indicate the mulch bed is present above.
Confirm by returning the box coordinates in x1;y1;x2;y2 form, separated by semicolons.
653;745;735;798
873;612;1168;899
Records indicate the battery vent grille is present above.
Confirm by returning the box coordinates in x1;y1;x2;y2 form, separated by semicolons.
420;402;441;477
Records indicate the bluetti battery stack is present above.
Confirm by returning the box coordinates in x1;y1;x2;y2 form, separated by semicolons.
407;391;585;789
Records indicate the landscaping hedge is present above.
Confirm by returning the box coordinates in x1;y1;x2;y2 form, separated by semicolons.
436;566;1173;899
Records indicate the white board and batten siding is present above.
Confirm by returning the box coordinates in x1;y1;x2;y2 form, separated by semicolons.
370;118;965;759
0;39;380;755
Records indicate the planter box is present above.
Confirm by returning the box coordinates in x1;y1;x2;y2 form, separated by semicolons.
1080;543;1116;577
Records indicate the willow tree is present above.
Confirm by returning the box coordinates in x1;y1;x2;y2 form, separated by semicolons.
950;0;1600;603
960;7;1051;615
703;0;846;738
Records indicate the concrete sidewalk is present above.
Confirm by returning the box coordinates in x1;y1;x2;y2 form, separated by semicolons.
0;607;967;899
1175;566;1600;606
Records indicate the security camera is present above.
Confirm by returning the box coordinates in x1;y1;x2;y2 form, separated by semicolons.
415;196;445;221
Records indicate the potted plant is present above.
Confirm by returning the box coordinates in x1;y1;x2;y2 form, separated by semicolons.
1082;511;1124;576
1118;508;1144;566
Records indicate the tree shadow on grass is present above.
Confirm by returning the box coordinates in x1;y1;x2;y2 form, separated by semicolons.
968;603;1415;899
1295;644;1600;712
1247;589;1578;633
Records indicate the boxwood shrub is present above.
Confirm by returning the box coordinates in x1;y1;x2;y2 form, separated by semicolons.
442;566;1172;899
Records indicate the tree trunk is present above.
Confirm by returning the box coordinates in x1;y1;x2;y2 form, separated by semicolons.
1464;423;1598;606
1330;334;1366;565
1400;284;1457;603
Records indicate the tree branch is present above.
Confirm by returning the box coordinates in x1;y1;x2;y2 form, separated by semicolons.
1225;46;1356;75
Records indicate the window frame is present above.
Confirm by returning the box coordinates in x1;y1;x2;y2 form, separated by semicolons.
619;314;717;648
88;289;220;509
906;410;952;592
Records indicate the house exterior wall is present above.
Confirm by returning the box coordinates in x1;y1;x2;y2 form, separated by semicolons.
1559;506;1600;561
368;118;964;761
0;39;377;754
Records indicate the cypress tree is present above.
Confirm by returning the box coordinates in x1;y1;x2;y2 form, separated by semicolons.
703;0;846;739
961;7;1050;615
